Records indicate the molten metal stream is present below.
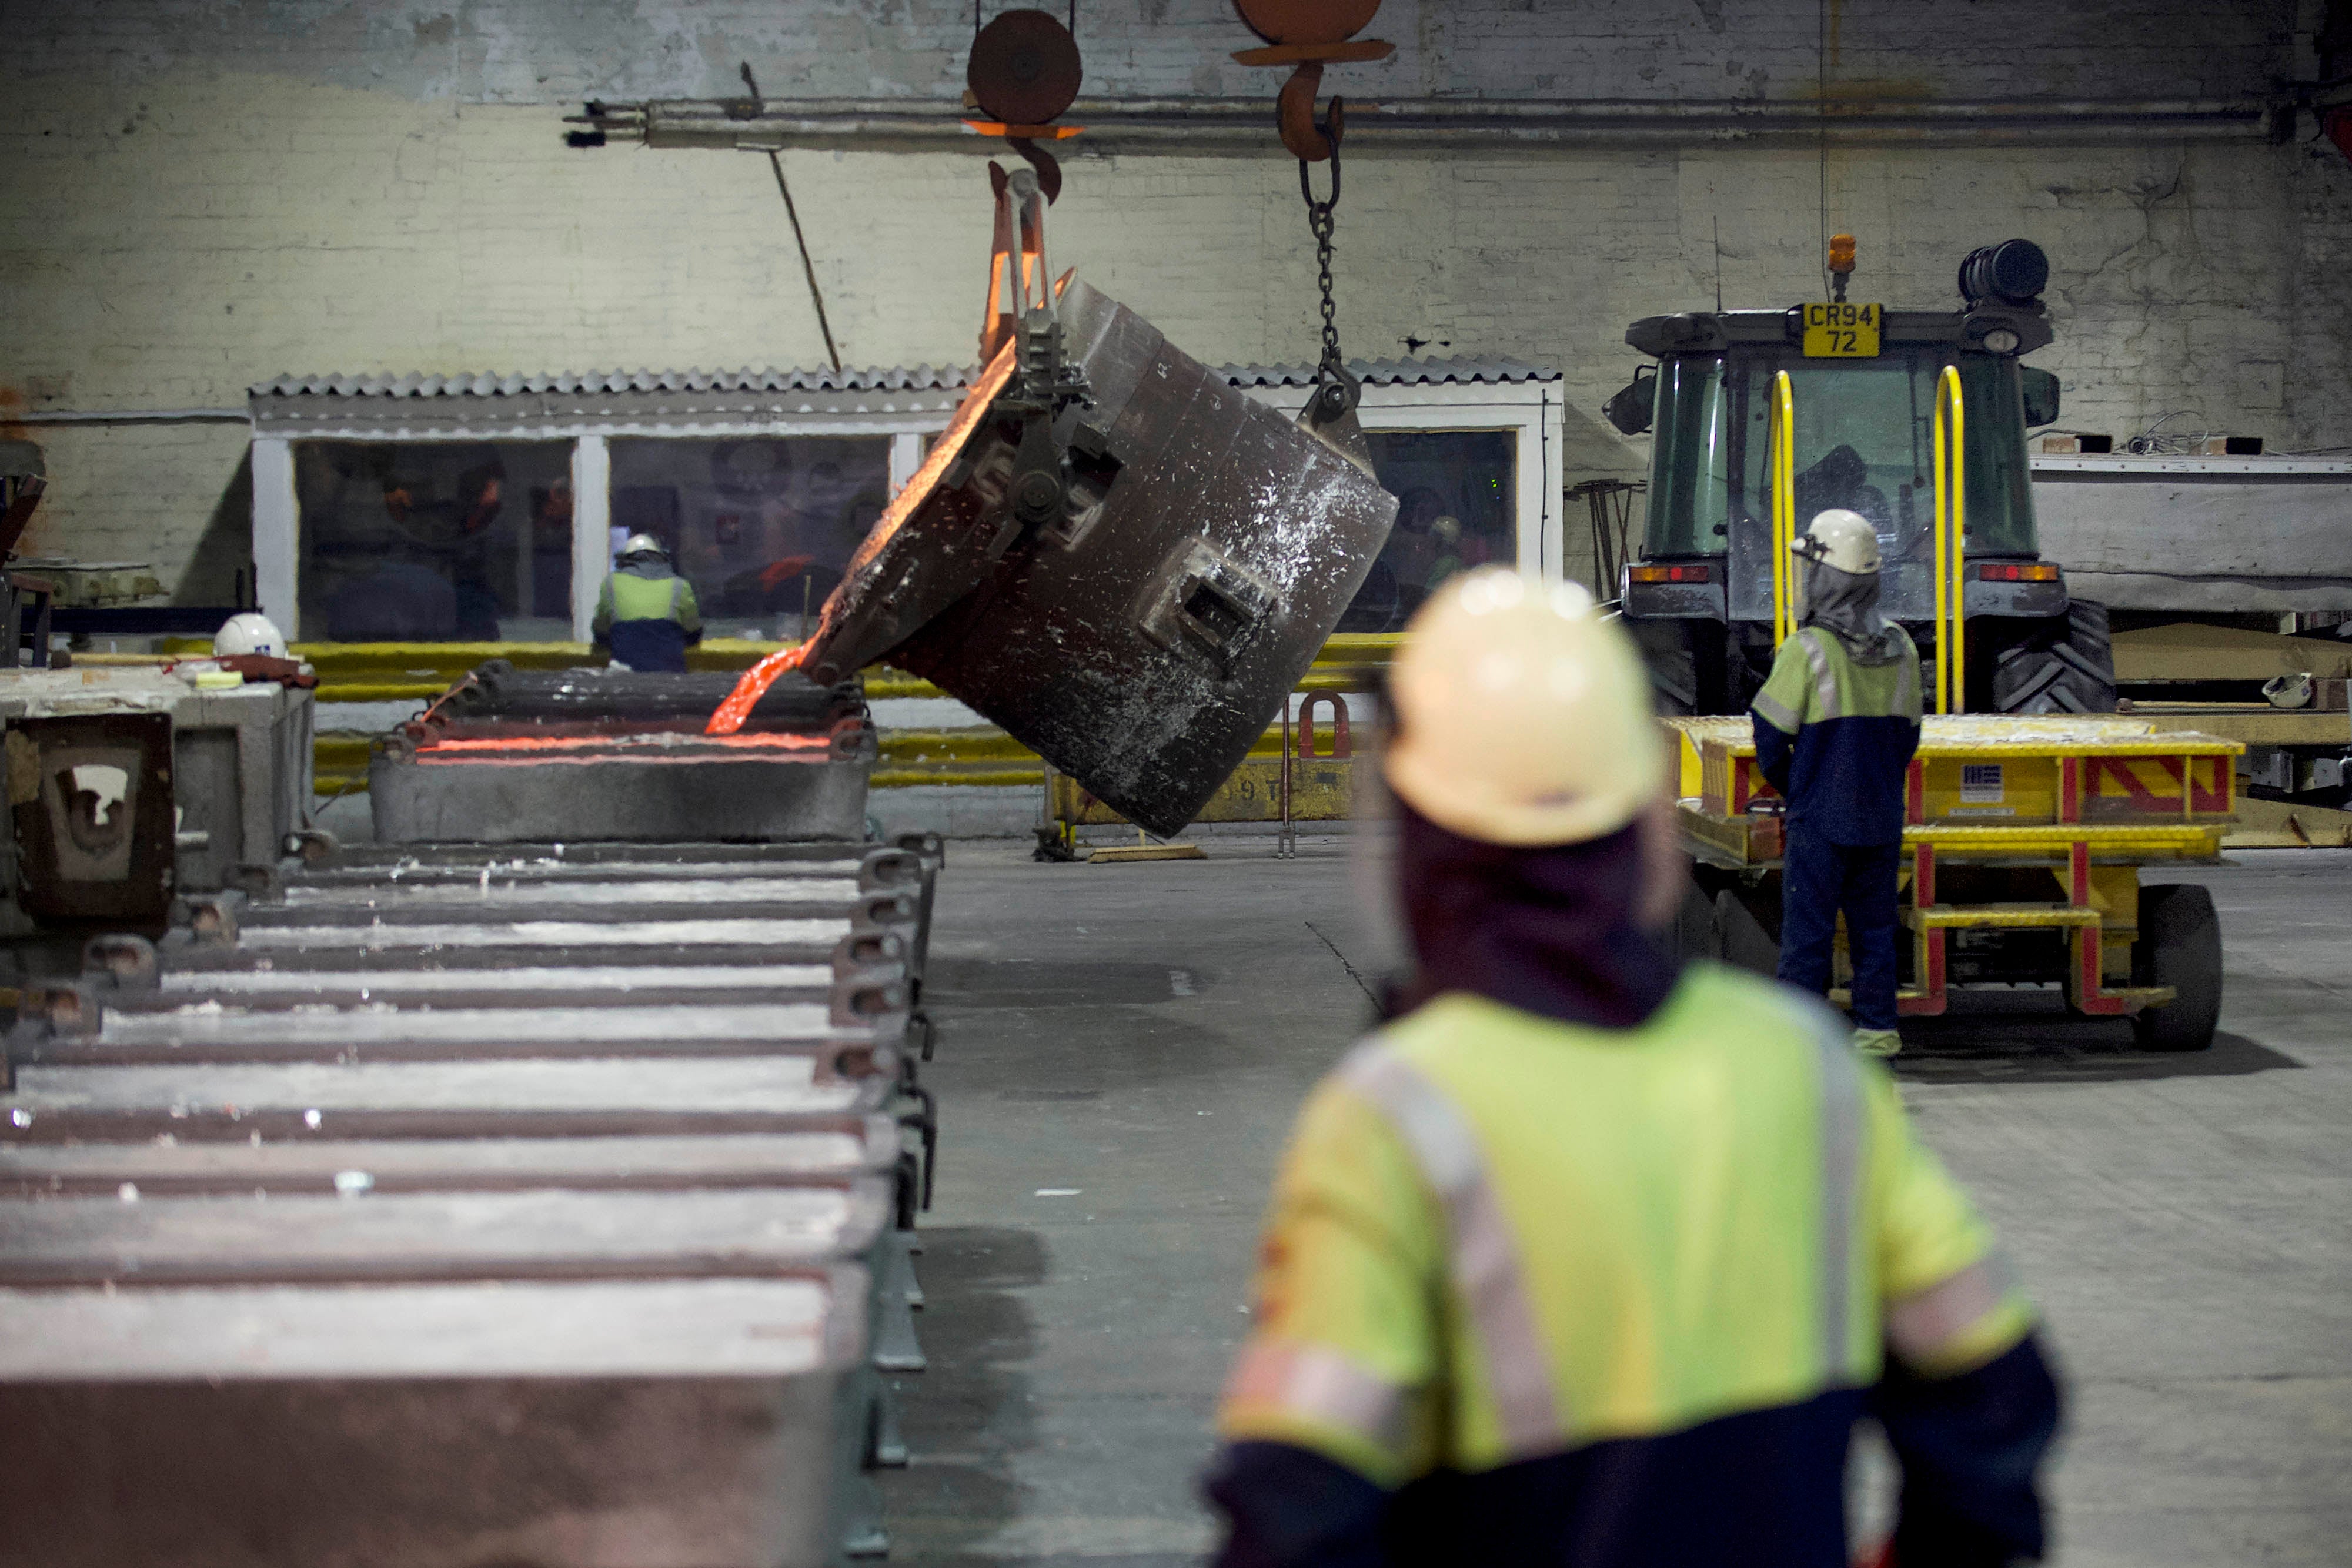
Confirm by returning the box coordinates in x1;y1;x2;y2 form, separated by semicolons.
706;643;808;737
703;333;1027;737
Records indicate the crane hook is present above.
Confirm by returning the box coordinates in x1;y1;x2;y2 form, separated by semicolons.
1277;62;1345;163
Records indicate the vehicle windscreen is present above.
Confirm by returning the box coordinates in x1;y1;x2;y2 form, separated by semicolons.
1642;349;2036;560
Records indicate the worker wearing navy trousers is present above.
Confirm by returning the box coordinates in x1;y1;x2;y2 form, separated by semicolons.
1205;566;2059;1568
1752;507;1923;1059
592;533;703;673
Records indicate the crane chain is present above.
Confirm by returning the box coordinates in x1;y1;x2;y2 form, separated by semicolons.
1299;140;1345;390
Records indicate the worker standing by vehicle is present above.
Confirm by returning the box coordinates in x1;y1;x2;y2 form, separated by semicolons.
1752;509;1923;1059
592;534;702;673
1206;566;2057;1567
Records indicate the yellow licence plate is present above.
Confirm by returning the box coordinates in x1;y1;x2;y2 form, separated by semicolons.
1802;302;1881;357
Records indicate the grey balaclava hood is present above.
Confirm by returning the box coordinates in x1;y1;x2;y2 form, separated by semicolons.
1800;560;1905;666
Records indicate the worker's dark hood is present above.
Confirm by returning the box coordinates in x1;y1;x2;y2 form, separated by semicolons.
1801;561;1905;666
619;559;676;580
1392;799;1681;1031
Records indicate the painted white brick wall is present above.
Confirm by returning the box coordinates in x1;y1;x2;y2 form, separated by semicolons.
0;0;2297;105
2;1;2346;596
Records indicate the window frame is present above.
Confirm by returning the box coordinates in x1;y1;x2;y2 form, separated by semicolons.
250;368;1566;643
250;392;950;643
1230;377;1569;593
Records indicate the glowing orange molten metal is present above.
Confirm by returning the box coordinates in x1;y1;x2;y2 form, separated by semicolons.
704;335;1025;737
706;644;810;737
419;731;829;755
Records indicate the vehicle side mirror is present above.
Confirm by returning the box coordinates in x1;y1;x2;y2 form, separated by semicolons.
2019;366;2060;428
1603;364;1656;437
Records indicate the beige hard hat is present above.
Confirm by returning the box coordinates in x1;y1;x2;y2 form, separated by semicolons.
1384;566;1665;846
1792;508;1880;574
617;533;670;563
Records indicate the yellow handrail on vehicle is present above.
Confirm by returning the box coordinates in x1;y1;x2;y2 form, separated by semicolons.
1768;370;1798;647
1930;364;1967;714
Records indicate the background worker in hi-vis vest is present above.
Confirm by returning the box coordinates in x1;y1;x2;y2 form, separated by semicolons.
1752;509;1923;1059
1205;566;2059;1567
592;533;703;673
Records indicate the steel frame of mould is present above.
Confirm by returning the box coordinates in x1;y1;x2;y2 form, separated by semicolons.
0;828;935;1566
578;95;2283;152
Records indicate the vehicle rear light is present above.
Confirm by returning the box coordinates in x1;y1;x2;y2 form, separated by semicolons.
1975;563;2059;582
1628;564;1713;584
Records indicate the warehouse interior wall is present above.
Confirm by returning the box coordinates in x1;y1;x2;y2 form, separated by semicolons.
4;0;2347;599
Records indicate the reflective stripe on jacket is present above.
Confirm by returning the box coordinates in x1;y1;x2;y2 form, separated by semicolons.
1752;625;1922;845
1216;967;2033;1492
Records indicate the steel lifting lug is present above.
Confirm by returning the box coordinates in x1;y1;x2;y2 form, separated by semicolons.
1009;417;1068;530
974;163;1101;554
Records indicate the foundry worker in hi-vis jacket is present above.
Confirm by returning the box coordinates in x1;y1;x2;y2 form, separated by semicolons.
592;533;703;673
1752;508;1925;1060
1205;567;2058;1567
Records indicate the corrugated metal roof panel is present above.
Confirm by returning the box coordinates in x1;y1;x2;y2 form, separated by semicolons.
249;366;980;398
1220;355;1563;387
250;355;1556;400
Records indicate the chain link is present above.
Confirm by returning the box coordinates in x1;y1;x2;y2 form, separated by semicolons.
1299;144;1344;385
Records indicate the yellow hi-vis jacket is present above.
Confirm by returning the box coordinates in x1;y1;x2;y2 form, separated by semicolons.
1218;964;2034;1489
592;569;701;638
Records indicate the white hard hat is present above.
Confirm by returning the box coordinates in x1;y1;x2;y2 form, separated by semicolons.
1792;508;1880;574
617;533;669;563
213;612;287;660
1384;566;1665;847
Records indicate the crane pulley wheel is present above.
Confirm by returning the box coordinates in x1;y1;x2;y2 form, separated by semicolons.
968;9;1083;128
1233;0;1381;46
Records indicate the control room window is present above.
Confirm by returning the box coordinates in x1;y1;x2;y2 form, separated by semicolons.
607;437;893;639
1336;430;1517;633
295;442;573;642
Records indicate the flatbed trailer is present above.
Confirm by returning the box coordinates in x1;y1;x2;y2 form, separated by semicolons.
1668;714;2241;1050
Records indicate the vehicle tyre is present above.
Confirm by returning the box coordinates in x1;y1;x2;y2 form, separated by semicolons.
1625;616;1736;716
2130;882;2222;1051
1715;887;1781;978
1626;615;1701;716
1675;874;1718;964
1992;599;2116;714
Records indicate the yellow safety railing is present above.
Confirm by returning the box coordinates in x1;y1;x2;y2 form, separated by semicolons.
1767;369;1798;647
1930;364;1967;714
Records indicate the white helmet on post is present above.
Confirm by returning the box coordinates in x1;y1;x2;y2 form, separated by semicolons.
1384;566;1665;847
213;612;287;659
1791;508;1881;574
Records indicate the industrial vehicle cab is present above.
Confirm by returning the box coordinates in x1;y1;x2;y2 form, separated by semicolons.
1607;240;2111;716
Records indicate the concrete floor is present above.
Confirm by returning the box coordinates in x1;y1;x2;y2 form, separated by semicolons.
882;840;2352;1567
